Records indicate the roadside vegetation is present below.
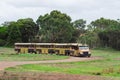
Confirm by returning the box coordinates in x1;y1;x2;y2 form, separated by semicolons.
0;47;69;61
5;48;120;78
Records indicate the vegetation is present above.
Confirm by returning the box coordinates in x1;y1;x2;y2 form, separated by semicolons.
0;18;39;46
6;22;22;46
17;18;39;43
0;26;8;46
0;10;120;50
6;48;120;78
0;47;68;61
36;10;74;43
0;54;68;61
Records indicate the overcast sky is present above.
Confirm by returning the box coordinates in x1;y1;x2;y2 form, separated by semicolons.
0;0;120;24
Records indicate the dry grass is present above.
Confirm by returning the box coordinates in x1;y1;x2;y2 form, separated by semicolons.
0;71;118;80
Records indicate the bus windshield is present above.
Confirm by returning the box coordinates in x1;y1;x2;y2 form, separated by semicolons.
79;46;89;50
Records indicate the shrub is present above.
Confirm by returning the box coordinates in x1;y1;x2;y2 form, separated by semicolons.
0;39;6;46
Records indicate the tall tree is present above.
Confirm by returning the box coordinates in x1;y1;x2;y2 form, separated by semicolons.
72;19;87;42
7;22;22;46
37;10;74;43
0;26;8;40
17;18;39;42
73;19;86;30
77;31;100;48
0;26;8;46
91;17;119;30
90;18;120;49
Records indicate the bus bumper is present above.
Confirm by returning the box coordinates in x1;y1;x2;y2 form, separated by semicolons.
80;53;91;57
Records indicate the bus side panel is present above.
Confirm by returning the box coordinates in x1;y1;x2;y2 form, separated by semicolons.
73;50;79;56
25;48;28;53
20;48;24;53
59;49;65;55
20;48;28;53
41;48;48;54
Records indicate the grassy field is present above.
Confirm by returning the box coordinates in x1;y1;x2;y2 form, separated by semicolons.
0;47;69;61
6;48;120;78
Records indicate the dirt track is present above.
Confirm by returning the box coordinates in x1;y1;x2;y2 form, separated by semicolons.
0;57;100;70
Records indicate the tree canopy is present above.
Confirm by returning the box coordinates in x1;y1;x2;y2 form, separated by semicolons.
7;22;22;46
17;18;39;42
0;10;120;50
37;10;74;43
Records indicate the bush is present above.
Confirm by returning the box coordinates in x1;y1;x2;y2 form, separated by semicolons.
0;39;6;46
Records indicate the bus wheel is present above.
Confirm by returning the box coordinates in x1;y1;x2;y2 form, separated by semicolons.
88;54;91;57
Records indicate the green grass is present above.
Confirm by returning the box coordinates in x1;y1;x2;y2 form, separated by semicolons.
0;47;69;61
6;48;120;78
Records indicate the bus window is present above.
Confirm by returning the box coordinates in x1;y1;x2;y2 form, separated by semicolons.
79;46;89;50
72;46;78;50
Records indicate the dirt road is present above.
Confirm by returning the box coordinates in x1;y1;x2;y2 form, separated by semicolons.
0;57;100;70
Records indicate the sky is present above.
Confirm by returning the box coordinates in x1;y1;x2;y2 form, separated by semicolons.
0;0;120;24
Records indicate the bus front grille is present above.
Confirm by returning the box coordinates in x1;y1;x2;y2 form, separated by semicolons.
83;52;88;55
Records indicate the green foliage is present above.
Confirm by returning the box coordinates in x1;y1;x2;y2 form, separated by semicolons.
3;18;39;46
71;19;87;42
0;39;6;46
91;17;119;30
37;10;74;43
87;17;120;50
73;19;86;33
70;29;81;42
0;10;120;50
17;18;39;42
6;22;22;46
0;26;8;46
99;30;120;50
77;31;100;48
10;64;61;72
0;26;8;40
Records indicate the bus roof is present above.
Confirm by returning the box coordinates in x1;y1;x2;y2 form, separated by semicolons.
15;43;87;46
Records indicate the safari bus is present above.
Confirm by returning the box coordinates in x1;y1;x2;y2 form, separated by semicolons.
14;43;91;57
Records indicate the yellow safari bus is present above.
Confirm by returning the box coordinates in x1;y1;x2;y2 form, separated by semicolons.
15;43;91;57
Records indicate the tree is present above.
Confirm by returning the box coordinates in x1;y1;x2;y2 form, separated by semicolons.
90;18;120;50
37;10;74;43
17;18;39;42
1;21;11;27
73;19;86;34
70;29;81;43
99;30;120;50
73;19;86;30
91;17;119;30
0;26;8;46
7;22;22;46
77;31;100;48
0;26;8;40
